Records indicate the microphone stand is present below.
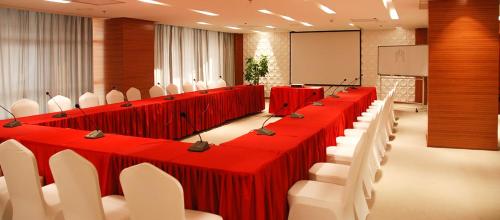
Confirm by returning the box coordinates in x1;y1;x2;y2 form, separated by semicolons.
180;111;210;152
348;75;362;90
314;85;335;106
255;103;288;136
0;105;21;128
75;104;104;139
290;91;318;119
330;78;347;98
46;92;67;118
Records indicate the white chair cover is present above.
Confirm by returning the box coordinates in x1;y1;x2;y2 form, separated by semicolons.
0;139;63;220
10;99;39;118
182;82;195;93
49;149;129;220
78;92;100;109
216;78;227;88
195;81;207;91
149;85;166;98
120;163;222;220
126;87;142;101
166;84;179;95
47;95;72;113
106;90;125;104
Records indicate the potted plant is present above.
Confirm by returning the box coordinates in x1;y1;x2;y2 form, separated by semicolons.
244;55;269;85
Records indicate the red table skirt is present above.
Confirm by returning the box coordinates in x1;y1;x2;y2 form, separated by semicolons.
269;86;324;116
0;87;377;220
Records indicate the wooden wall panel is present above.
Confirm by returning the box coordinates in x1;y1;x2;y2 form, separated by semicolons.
428;0;499;150
102;18;154;99
234;34;244;85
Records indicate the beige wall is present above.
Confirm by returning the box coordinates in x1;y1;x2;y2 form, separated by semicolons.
243;28;417;101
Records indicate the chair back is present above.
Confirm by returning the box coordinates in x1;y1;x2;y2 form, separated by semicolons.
216;78;227;88
288;201;338;220
120;163;185;220
149;85;165;98
195;81;207;90
48;95;72;113
126;87;142;101
49;149;105;220
341;132;368;212
0;139;48;220
78;92;99;109
182;82;195;93
106;90;125;104
166;84;179;95
10;99;39;118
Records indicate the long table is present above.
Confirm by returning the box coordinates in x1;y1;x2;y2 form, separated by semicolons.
269;86;325;116
0;86;376;220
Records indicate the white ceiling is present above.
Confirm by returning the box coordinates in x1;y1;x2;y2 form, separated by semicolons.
0;0;428;33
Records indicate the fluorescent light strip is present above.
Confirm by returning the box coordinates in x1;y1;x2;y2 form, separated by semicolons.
300;22;313;27
280;15;295;21
265;25;275;29
253;30;263;33
191;9;219;16
389;8;399;20
139;0;168;5
319;4;336;14
197;22;211;25
46;0;70;3
382;0;391;8
349;23;355;26
257;9;273;15
226;26;241;30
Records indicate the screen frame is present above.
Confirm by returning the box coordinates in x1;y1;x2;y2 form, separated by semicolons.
289;30;362;86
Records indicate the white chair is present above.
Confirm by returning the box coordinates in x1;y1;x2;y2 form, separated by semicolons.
126;87;141;101
10;99;39;118
0;176;11;220
106;90;125;104
166;84;179;95
47;95;72;113
195;81;207;91
49;149;129;220
216;78;227;88
149;85;166;98
0;139;63;220
182;82;195;93
78;92;100;109
120;163;222;220
207;81;219;89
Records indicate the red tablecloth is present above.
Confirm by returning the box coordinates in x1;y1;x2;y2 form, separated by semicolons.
0;87;376;220
269;86;325;116
14;85;265;140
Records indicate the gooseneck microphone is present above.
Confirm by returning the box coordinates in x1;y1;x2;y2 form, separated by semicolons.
330;78;347;98
349;74;362;90
113;86;132;107
46;92;67;118
290;91;319;119
180;111;210;152
75;104;104;139
255;102;288;136
0;105;21;128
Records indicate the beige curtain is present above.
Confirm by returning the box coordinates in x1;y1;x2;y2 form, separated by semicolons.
0;8;93;119
154;24;234;89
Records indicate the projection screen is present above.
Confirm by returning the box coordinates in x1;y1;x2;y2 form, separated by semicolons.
290;31;361;85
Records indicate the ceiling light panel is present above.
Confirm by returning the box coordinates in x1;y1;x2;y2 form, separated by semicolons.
257;9;273;14
139;0;168;6
318;4;336;14
46;0;71;3
191;9;219;16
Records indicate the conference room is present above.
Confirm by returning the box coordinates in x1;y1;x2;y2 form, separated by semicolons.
0;0;499;220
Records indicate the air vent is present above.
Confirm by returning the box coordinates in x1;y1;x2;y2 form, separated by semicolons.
350;18;379;23
73;0;124;6
419;0;428;9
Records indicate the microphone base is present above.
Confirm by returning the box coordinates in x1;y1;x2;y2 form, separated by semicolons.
255;127;275;136
52;112;67;118
3;120;21;128
290;112;304;119
188;141;210;152
312;101;324;106
198;90;208;94
164;96;175;100
85;130;104;139
330;94;340;98
121;103;133;107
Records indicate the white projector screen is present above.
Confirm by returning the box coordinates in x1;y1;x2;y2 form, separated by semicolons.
290;31;361;85
378;45;428;76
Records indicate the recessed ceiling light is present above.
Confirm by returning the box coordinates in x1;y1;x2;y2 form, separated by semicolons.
280;15;295;21
191;9;219;16
257;9;273;15
349;23;355;26
197;22;211;25
300;22;313;27
226;26;241;30
46;0;70;3
139;0;168;5
389;8;399;20
318;4;336;14
265;25;275;29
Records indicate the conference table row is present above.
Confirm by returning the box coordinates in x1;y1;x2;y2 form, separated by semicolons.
0;86;377;220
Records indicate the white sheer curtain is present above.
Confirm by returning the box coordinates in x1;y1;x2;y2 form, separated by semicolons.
154;24;234;90
0;8;93;119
